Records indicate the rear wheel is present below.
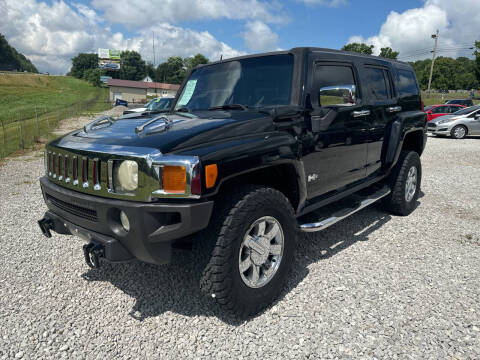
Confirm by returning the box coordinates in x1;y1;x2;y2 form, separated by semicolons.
451;125;467;139
383;151;421;216
200;185;296;318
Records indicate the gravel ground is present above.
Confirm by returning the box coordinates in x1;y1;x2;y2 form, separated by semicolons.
0;135;479;359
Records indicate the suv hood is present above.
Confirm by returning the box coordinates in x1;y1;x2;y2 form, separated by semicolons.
51;112;275;154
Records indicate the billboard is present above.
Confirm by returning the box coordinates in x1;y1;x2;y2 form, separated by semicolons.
98;48;121;70
98;48;121;60
99;60;120;70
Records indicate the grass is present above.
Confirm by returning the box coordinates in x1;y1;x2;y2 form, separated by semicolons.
0;73;110;159
0;73;108;125
422;91;480;106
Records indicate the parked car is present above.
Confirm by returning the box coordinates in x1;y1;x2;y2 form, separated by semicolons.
424;104;465;121
445;99;474;107
114;98;128;107
38;48;426;317
428;105;480;139
123;97;174;115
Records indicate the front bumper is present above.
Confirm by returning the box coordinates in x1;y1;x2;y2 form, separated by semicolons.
427;123;452;135
39;176;214;265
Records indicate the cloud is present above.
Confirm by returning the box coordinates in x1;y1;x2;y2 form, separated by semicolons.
347;0;480;61
91;0;288;28
242;21;279;52
297;0;346;7
0;0;244;74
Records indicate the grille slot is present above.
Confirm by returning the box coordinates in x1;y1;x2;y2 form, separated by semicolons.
46;194;98;222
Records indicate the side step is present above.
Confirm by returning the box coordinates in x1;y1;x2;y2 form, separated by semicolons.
299;185;391;233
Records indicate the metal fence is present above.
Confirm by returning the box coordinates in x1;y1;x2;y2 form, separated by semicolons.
0;98;109;160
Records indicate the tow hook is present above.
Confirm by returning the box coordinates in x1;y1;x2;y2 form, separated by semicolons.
38;217;53;238
82;241;105;269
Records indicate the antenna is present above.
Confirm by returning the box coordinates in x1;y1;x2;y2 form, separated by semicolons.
152;32;156;67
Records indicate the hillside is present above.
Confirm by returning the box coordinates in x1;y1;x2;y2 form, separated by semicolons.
0;34;38;73
0;73;108;125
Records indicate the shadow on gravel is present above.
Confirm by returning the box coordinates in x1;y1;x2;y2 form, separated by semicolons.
81;199;421;325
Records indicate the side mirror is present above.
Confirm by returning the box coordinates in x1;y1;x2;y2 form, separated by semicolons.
319;84;356;107
475;114;480;120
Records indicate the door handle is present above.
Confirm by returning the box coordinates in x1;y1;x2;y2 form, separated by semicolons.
352;110;371;118
386;106;402;113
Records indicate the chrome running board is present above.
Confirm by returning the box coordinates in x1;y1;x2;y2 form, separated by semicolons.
299;186;391;233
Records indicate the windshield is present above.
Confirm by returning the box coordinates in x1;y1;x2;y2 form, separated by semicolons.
174;54;294;111
147;98;173;111
452;105;480;115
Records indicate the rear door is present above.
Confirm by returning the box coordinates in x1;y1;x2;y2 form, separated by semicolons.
302;56;369;198
430;105;449;120
360;64;398;177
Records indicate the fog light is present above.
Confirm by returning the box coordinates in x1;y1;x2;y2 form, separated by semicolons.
120;211;130;232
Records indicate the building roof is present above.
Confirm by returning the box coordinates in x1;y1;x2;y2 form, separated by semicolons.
107;78;180;90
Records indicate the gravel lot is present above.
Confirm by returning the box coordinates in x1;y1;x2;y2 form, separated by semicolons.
0;134;479;359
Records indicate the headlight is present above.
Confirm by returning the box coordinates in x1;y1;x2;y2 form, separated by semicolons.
437;118;456;124
113;160;138;192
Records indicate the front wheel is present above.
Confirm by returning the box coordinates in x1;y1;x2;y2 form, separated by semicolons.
200;185;296;318
383;151;422;216
451;125;467;139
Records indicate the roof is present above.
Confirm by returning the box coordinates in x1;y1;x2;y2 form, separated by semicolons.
107;78;180;90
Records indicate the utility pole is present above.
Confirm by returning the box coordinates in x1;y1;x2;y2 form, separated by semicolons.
152;32;156;67
427;30;439;97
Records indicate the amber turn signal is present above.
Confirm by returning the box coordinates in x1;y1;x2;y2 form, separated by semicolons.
162;165;186;193
205;164;218;189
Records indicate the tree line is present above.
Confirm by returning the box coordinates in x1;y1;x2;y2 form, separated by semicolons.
68;51;208;87
68;41;480;91
342;42;480;91
0;34;38;73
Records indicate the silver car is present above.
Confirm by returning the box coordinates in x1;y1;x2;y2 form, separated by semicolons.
428;105;480;139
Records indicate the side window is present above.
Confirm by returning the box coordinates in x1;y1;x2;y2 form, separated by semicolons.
364;67;392;101
315;64;357;107
396;69;419;97
432;106;447;114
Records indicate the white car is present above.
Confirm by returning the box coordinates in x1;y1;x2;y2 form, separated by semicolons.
123;97;174;115
428;105;480;139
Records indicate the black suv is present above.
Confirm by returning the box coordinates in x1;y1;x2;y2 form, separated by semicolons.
38;48;427;317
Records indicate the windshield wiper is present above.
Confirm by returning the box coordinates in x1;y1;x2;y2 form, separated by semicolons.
208;104;248;111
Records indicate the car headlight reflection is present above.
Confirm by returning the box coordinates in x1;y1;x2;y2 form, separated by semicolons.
113;160;138;192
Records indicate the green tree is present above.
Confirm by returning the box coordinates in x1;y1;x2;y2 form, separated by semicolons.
0;34;38;73
474;41;480;84
118;50;146;81
379;47;399;60
68;53;98;78
82;68;103;87
341;42;374;55
145;62;156;80
155;56;185;84
184;53;209;71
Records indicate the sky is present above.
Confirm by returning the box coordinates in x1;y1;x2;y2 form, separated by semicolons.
1;0;479;74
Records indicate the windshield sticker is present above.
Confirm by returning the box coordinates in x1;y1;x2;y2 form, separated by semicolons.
177;80;197;106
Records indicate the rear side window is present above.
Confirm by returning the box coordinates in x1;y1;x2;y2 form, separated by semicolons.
364;67;392;101
396;69;419;97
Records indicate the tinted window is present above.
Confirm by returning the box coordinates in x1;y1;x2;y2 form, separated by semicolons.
431;106;448;114
396;69;419;97
174;55;293;111
452;105;480;115
364;67;390;100
315;64;357;106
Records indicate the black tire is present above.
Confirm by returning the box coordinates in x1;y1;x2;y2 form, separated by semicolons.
451;125;467;139
382;151;421;216
200;185;296;318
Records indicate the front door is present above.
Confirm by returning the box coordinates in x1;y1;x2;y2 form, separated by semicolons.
303;60;369;199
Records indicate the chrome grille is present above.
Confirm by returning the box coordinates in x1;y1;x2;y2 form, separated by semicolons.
46;147;108;196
